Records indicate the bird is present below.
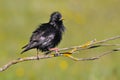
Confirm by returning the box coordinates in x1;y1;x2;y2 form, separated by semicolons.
21;11;65;57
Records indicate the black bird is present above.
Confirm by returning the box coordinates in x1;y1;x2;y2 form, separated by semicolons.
21;12;65;56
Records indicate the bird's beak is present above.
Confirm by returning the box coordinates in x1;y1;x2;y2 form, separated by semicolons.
59;18;64;21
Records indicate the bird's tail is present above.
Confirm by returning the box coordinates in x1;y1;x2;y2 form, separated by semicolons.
21;42;38;54
21;44;29;54
21;44;28;49
21;49;29;54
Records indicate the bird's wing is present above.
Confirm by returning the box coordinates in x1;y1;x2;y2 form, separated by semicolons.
22;24;46;49
30;23;49;42
21;24;56;53
40;33;55;47
29;24;56;47
30;31;45;42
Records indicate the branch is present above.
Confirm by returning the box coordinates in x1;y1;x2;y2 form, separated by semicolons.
59;35;120;51
0;35;120;72
64;48;120;61
0;55;55;72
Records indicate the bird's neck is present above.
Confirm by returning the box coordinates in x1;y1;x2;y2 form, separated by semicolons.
49;21;57;27
49;21;65;33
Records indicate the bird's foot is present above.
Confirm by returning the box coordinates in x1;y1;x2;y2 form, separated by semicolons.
36;51;39;60
36;55;39;60
49;48;59;54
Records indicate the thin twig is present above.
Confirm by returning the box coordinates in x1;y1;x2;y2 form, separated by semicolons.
59;35;120;51
66;48;120;61
0;54;57;72
0;35;120;72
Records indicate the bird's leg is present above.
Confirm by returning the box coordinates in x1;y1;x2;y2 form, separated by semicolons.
49;48;60;57
36;49;39;60
49;47;79;60
49;48;59;53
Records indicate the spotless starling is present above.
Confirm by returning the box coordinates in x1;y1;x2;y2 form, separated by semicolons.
21;12;65;56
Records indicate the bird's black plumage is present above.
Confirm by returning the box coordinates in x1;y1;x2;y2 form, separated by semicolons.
21;12;65;54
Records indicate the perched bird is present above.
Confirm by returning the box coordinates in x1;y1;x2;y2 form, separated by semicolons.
21;12;65;56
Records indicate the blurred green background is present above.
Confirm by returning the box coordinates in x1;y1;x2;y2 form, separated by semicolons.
0;0;120;80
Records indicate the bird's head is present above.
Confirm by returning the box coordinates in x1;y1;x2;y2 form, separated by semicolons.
49;12;64;26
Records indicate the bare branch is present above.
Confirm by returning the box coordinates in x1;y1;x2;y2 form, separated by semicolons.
0;35;120;72
59;35;120;51
0;54;57;72
65;48;120;61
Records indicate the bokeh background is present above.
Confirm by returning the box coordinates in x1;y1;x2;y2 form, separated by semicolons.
0;0;120;80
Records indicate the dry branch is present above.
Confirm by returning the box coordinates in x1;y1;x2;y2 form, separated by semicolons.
0;35;120;72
